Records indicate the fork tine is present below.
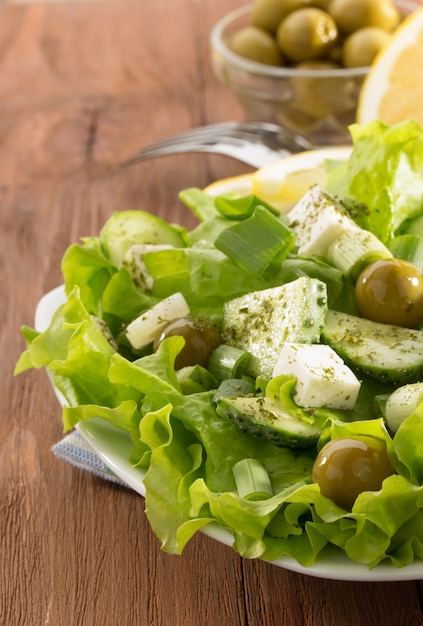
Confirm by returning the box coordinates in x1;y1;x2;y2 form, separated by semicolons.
231;122;312;151
121;123;249;165
127;122;285;154
120;125;224;160
121;121;312;168
137;122;243;148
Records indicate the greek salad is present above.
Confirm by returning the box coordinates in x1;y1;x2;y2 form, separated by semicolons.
15;119;423;569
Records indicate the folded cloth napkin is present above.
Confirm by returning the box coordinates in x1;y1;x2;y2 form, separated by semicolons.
52;431;127;487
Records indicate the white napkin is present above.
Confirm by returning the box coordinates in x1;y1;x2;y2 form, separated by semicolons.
52;431;127;486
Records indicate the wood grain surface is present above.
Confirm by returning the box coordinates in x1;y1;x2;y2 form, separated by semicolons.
1;2;423;625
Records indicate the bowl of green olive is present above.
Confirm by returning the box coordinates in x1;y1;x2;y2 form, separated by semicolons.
210;0;419;145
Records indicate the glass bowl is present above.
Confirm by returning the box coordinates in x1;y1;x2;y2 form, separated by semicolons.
210;1;418;146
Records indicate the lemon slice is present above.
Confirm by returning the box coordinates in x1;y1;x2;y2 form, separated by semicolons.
204;173;254;198
204;147;351;213
357;7;423;126
251;147;352;213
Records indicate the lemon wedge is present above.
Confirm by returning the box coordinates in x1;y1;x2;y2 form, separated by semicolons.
205;147;352;213
204;173;254;198
357;7;423;126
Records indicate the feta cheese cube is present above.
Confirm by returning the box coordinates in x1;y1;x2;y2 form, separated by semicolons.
287;185;356;257
272;342;361;410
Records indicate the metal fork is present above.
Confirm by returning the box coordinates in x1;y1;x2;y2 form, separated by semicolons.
121;121;313;169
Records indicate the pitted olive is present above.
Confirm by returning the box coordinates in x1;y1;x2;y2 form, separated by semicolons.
342;27;392;67
276;8;338;63
329;0;400;35
230;26;283;65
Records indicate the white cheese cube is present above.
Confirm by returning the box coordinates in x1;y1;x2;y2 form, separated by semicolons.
272;342;361;410
287;185;356;257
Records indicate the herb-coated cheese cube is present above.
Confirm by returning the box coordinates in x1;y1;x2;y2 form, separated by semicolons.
287;185;356;257
272;342;361;410
223;277;327;378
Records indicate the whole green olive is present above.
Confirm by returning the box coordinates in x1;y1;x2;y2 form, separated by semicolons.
355;258;423;328
153;317;222;370
312;436;394;510
291;60;355;117
342;27;391;67
252;0;333;33
329;0;400;35
312;0;332;9
251;0;290;33
276;8;338;63
230;26;283;66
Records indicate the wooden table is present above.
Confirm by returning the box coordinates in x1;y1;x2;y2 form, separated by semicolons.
2;2;423;624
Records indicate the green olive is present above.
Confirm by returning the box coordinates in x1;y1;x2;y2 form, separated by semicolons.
276;9;338;63
312;0;332;9
291;60;354;117
153;317;222;370
355;258;423;328
326;42;344;65
329;0;400;35
342;27;391;67
252;0;333;33
312;436;394;510
295;59;341;69
230;26;283;66
251;0;289;33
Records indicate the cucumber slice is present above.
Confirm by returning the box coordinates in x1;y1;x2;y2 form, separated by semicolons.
216;395;320;449
222;277;327;378
100;210;186;267
322;310;423;386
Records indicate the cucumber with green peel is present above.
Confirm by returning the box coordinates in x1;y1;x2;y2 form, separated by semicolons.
322;309;423;386
100;210;186;267
215;395;321;449
222;277;328;378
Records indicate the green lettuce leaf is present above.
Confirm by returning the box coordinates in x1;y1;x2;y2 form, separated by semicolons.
327;119;423;243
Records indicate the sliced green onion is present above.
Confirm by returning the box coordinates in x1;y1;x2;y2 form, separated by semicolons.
178;187;218;221
232;458;273;501
402;213;423;237
215;206;295;279
212;378;255;403
327;228;392;280
215;194;279;219
125;292;190;349
388;234;423;273
208;344;252;381
142;248;191;296
176;365;218;395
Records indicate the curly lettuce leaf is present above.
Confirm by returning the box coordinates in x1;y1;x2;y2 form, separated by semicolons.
326;119;423;243
83;341;423;567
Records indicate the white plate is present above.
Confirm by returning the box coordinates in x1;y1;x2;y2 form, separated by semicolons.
36;286;423;581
